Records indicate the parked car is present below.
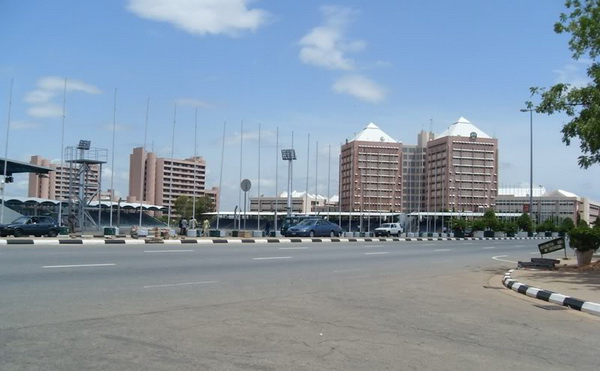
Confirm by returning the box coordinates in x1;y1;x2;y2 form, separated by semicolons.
284;218;342;237
0;216;61;237
374;223;403;237
280;215;321;236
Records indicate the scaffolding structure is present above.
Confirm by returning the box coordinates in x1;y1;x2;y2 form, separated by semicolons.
65;140;108;232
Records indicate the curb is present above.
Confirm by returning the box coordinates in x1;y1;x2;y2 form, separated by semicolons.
502;269;600;317
0;236;551;245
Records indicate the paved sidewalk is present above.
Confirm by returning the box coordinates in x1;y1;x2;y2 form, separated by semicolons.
503;256;600;317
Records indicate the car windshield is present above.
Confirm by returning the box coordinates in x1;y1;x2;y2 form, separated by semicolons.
10;216;29;225
380;224;391;228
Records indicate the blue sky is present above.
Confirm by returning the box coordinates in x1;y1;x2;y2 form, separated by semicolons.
1;0;598;210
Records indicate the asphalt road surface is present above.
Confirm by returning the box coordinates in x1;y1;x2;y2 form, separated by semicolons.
1;239;598;370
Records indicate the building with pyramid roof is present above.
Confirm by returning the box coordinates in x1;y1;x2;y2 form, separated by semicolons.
425;117;498;213
340;117;499;224
339;123;404;214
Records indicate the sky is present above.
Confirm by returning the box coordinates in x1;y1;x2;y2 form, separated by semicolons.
1;0;598;210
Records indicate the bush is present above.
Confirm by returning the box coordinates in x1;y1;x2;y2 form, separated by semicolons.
568;225;600;252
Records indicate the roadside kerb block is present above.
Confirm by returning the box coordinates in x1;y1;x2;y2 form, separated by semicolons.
502;269;600;317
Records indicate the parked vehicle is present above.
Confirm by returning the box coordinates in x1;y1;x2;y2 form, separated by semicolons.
284;218;342;237
374;223;403;237
280;215;321;236
0;216;61;237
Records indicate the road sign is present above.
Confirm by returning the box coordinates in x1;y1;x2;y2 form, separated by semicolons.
240;179;251;192
538;237;565;255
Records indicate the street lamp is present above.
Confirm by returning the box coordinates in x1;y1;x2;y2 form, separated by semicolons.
520;108;534;222
281;149;296;217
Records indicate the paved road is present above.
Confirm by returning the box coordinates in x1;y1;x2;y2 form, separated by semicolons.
1;240;598;370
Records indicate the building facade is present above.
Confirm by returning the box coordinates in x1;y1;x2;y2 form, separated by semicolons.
128;147;218;212
340;117;498;214
425;117;499;213
339;123;403;213
28;155;101;201
496;189;599;225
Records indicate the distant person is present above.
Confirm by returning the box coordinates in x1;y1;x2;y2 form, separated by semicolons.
189;217;197;230
264;221;271;237
180;218;188;236
202;219;210;237
68;213;76;234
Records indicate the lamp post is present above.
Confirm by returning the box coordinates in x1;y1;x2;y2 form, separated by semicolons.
520;108;533;222
281;149;296;217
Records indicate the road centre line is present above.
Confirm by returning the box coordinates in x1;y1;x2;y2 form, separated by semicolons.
144;249;194;253
482;246;496;250
144;280;219;289
253;256;293;260
364;252;389;255
279;247;309;250
434;249;451;252
492;255;518;264
43;263;116;269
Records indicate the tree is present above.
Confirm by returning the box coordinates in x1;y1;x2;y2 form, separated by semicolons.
528;0;600;168
174;195;215;220
559;217;576;233
517;213;533;232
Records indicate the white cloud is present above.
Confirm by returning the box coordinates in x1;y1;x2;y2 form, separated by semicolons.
554;60;591;88
333;74;386;103
127;0;270;36
10;120;41;130
176;98;213;108
38;76;101;94
25;89;56;104
298;6;362;70
25;76;101;119
27;103;63;118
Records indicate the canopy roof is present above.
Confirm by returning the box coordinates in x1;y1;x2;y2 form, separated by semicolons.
350;123;398;143
0;157;54;176
438;117;491;139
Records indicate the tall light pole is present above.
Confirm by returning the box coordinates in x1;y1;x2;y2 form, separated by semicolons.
281;149;296;217
520;108;533;222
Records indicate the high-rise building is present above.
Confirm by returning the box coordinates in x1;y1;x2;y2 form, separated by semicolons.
28;155;100;201
128;147;219;211
339;123;403;212
426;117;498;212
340;117;498;214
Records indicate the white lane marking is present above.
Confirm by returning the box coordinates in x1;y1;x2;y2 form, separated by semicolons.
253;256;293;260
43;263;116;269
492;255;518;264
530;251;541;255
514;245;526;248
333;268;363;273
369;245;385;248
144;249;194;253
482;246;496;250
144;280;219;289
365;252;389;255
279;247;309;250
434;249;451;252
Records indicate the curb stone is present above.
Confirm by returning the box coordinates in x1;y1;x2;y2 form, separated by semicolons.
502;269;600;317
0;236;551;245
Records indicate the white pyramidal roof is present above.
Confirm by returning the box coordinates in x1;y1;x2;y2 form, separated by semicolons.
351;122;397;143
438;117;491;139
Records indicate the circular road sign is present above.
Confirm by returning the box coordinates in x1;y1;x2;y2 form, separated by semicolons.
240;178;252;192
